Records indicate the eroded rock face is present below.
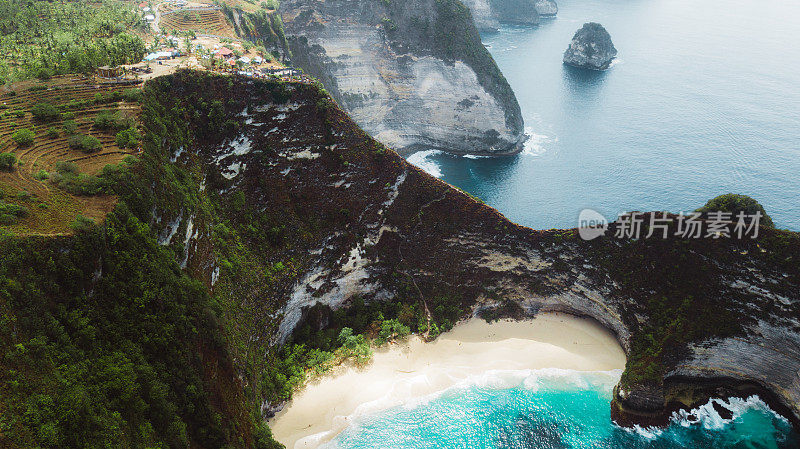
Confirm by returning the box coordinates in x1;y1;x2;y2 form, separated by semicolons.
280;0;525;155
153;73;800;430
534;0;558;16
563;22;617;70
462;0;558;31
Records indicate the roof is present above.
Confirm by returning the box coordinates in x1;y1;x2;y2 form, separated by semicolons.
217;47;234;56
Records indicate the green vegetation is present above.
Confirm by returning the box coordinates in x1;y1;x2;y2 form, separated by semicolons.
0;209;259;448
94;110;135;132
11;128;34;147
0;201;28;224
0;152;17;170
68;134;103;153
222;6;289;58
121;88;143;104
31;103;61;122
115;127;142;149
0;0;147;82
48;160;132;196
62;120;78;136
697;193;774;227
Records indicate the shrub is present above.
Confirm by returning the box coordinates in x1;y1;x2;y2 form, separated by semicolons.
94;110;134;131
115;127;141;149
35;67;52;80
68;134;102;153
31;102;61;121
70;215;95;232
12;129;35;147
46;127;60;138
697;193;774;228
34;169;49;180
93;110;118;130
62;119;78;135
0;152;17;170
12;110;25;118
54;161;79;175
0;201;28;224
50;161;108;195
121;88;142;103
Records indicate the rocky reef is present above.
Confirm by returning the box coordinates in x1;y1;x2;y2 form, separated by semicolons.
563;22;617;70
279;0;525;156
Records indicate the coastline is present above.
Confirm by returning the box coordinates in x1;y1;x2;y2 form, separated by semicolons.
269;313;626;449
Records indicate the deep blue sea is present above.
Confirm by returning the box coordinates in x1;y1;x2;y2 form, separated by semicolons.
407;0;800;231
323;370;798;449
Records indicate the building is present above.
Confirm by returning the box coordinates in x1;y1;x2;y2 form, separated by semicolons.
97;66;123;78
262;67;301;77
216;47;234;59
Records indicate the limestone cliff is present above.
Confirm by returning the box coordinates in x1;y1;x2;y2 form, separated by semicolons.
279;0;525;156
461;0;557;31
137;72;800;430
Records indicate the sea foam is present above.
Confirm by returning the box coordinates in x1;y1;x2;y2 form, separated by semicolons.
406;149;443;178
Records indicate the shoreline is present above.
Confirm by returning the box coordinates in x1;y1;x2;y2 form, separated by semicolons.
269;313;626;449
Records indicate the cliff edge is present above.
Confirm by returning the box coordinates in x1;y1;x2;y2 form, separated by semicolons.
280;0;525;156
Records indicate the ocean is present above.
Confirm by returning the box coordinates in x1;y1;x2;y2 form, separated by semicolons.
323;370;798;448
406;0;800;231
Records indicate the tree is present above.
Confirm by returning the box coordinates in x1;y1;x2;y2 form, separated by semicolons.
0;152;17;170
12;128;34;147
697;193;774;228
31;102;61;121
68;134;102;153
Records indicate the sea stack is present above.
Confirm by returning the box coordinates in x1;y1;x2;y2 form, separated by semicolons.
563;22;617;70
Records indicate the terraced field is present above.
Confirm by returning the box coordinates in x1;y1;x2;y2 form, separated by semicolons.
159;7;236;37
0;76;143;235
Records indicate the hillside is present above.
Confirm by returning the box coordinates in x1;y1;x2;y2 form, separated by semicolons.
1;70;798;449
0;76;142;235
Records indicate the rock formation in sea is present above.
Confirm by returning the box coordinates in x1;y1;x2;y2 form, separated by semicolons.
563;22;617;70
279;0;526;156
534;0;558;17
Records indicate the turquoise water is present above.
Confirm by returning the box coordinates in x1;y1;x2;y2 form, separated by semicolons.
407;0;800;230
324;371;798;448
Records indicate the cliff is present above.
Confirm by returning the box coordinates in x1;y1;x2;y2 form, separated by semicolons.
145;72;799;430
1;72;798;449
461;0;557;31
278;0;525;156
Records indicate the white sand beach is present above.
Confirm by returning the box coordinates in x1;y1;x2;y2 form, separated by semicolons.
269;313;626;449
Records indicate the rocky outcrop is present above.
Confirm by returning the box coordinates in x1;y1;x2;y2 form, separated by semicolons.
534;0;558;16
280;0;525;156
563;22;617;70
